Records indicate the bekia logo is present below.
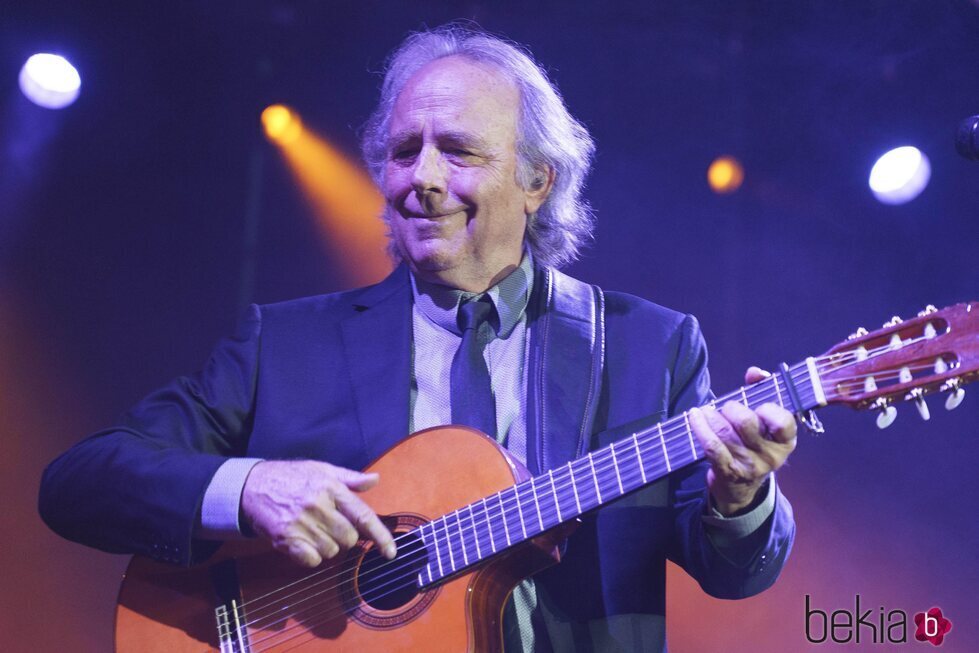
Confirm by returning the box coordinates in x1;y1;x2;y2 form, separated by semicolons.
805;595;953;646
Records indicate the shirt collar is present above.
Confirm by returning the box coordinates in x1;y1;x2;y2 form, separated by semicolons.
410;252;534;338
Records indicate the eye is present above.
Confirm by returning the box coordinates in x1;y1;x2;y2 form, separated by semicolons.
390;148;418;163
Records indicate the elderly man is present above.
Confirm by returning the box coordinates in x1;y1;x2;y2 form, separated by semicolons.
41;26;796;652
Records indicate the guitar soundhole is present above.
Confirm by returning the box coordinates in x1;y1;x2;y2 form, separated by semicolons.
358;531;424;610
344;513;439;629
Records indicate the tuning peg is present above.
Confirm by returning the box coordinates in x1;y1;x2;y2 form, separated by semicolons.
847;327;869;341
917;305;938;317
945;387;965;410
876;405;897;429
909;389;930;421
943;378;965;410
883;315;903;328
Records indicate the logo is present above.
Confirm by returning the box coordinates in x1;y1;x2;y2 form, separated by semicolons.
805;595;952;646
914;608;952;647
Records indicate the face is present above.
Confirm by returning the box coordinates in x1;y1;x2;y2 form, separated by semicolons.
382;56;549;292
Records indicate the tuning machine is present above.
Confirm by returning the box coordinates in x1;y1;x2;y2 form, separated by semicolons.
872;398;897;429
942;377;966;410
907;388;930;421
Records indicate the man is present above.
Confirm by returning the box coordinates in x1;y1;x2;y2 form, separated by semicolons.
40;26;796;651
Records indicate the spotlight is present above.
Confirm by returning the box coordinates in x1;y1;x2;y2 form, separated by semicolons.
707;156;744;194
869;146;930;205
262;104;302;145
18;53;81;109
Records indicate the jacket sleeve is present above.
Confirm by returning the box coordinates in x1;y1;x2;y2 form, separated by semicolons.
38;304;263;566
664;314;795;599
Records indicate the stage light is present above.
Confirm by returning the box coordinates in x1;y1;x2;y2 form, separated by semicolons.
18;54;81;109
707;156;744;194
262;104;302;144
262;106;389;285
869;146;930;205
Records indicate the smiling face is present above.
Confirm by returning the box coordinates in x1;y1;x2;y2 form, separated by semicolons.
382;55;550;292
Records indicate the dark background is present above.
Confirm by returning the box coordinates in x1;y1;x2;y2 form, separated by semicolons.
2;1;977;650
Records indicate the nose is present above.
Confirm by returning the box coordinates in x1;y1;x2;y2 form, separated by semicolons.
410;144;447;201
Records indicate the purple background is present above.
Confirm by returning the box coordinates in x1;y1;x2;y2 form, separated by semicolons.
3;2;978;650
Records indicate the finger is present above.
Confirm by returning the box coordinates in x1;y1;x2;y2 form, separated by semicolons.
332;467;381;492
718;401;766;451
304;520;344;561
335;487;397;559
744;366;772;385
280;537;323;568
688;407;734;471
316;505;361;552
755;403;799;446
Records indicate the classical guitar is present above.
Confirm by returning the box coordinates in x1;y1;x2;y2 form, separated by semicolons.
115;302;979;652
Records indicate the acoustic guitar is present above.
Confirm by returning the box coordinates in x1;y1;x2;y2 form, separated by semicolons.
115;302;979;652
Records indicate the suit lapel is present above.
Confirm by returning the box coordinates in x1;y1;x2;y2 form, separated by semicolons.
340;265;413;462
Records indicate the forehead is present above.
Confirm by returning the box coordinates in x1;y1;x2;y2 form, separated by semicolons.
388;56;520;143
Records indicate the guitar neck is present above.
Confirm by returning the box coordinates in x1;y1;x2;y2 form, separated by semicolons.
416;359;825;588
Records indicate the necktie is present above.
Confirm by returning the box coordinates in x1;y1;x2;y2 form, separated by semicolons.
450;296;497;436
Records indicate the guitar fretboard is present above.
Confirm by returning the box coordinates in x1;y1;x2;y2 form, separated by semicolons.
415;359;824;587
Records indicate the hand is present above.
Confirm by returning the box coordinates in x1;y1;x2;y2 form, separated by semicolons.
688;366;797;516
241;460;396;568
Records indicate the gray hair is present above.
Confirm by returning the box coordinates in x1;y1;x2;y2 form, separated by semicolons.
361;25;596;268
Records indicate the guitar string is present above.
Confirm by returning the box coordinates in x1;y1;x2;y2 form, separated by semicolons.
234;331;934;620
245;358;936;651
233;345;931;643
238;379;801;645
245;369;883;647
234;335;941;641
232;345;934;648
235;368;807;632
248;379;829;652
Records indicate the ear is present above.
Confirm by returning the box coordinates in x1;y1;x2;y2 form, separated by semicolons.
524;166;555;215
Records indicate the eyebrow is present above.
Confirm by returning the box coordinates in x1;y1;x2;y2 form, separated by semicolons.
387;129;490;152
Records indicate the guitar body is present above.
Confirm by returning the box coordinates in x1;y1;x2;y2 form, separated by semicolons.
115;427;571;652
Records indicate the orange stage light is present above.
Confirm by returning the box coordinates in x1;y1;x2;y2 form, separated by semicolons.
707;155;745;194
263;106;390;286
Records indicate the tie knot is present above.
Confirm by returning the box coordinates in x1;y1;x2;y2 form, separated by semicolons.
457;296;496;334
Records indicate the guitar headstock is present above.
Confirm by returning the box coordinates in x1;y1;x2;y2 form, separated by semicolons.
816;302;979;427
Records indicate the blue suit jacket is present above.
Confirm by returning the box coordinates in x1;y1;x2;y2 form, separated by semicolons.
40;264;794;650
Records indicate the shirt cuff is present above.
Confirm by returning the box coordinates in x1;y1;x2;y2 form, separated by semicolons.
197;458;264;539
701;473;776;539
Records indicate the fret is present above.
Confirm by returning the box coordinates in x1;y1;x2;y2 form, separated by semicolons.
420;521;441;580
632;433;647;484
466;503;481;560
740;386;748;406
530;476;544;532
772;374;784;407
588;452;603;504
682;412;697;459
454;510;469;566
658;423;671;472
440;516;456;572
482;497;497;554
610;442;624;495
550;469;563;522
514;484;528;539
568;460;582;514
498;491;512;547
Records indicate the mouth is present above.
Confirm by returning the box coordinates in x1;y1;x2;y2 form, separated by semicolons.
403;209;464;220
